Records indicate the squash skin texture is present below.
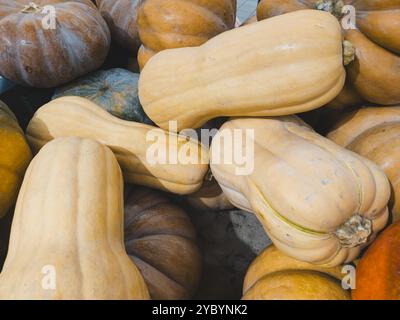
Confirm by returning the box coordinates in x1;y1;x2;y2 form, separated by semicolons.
257;0;400;105
243;246;350;300
26;96;209;195
210;117;390;266
0;0;111;88
53;68;152;123
139;10;346;132
0;137;150;299
96;0;144;52
0;101;32;218
124;187;201;300
327;106;400;223
352;220;400;300
137;0;236;69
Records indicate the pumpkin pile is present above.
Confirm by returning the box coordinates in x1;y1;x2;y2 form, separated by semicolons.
0;0;399;300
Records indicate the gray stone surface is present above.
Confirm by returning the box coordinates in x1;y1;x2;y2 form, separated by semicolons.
186;208;271;300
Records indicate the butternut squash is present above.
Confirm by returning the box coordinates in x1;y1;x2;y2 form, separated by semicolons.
0;137;149;299
26;96;209;195
210;117;390;266
327;106;400;223
139;10;347;132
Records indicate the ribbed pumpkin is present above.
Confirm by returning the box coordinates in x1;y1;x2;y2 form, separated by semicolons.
0;100;32;218
210;116;390;266
325;81;364;110
0;137;149;299
243;245;350;300
137;0;237;69
0;1;111;88
96;0;144;52
257;0;400;105
26;97;209;195
139;10;347;131
352;220;400;300
187;178;235;211
53;68;152;123
327;106;400;223
124;186;201;300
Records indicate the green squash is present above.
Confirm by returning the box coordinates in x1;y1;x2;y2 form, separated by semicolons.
53;68;152;124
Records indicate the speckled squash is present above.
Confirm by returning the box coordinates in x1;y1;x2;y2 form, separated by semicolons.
96;0;144;52
0;100;32;218
26;96;209;195
210;116;390;266
124;187;201;300
243;245;350;300
137;0;236;69
139;10;346;131
0;137;149;299
53;68;152;123
0;1;111;88
352;220;400;300
257;0;400;105
327;106;400;223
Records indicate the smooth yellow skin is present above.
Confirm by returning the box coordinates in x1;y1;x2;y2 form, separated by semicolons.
0;137;150;300
139;10;345;131
210;116;390;266
0;101;32;218
26;96;209;195
243;246;350;300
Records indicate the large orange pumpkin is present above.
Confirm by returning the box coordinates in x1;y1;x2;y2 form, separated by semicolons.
352;220;400;300
0;1;111;88
257;0;400;105
137;0;237;69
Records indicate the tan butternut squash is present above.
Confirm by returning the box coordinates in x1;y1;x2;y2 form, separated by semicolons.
26;96;209;195
139;10;347;132
257;0;400;105
0;100;32;218
210;117;390;266
243;245;350;300
0;137;149;299
327;106;400;223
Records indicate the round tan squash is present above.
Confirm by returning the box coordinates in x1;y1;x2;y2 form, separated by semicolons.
0;137;149;299
26;96;209;195
243;245;350;300
139;10;347;132
0;100;32;218
0;1;111;88
257;0;400;105
96;0;144;52
327;106;400;223
137;0;236;69
210;116;390;266
124;186;201;300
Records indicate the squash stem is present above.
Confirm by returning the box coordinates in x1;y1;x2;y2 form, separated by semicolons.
343;40;355;66
314;0;344;19
21;2;42;13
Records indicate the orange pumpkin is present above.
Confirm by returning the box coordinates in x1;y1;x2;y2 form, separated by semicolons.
352;220;400;300
257;0;400;105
